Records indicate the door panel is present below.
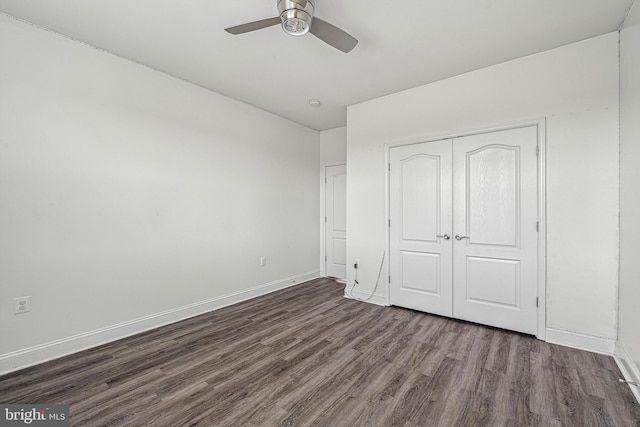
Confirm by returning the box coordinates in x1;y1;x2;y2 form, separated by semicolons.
453;126;538;335
332;172;347;231
467;145;519;247
326;165;346;279
390;140;453;317
402;156;439;241
466;257;520;308
400;251;440;294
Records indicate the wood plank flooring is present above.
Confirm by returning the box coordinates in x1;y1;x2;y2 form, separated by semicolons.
1;278;639;426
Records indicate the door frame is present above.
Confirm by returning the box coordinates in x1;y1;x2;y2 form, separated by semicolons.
384;119;547;340
321;163;347;279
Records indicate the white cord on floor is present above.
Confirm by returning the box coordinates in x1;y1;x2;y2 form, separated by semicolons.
345;252;385;302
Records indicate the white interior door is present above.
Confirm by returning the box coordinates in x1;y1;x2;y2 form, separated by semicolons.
389;126;539;335
325;165;347;279
452;126;538;335
389;140;453;317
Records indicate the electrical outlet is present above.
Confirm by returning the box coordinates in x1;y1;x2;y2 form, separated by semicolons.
14;296;31;314
260;257;266;267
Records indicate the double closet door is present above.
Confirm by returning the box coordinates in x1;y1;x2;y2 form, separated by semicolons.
389;126;539;335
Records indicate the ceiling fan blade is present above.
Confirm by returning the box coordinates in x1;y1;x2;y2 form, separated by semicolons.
309;18;358;53
225;17;281;35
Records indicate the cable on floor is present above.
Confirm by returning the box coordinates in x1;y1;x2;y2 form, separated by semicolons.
345;252;385;302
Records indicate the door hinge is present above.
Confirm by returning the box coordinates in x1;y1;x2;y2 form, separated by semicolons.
325;216;327;223
536;297;539;308
325;255;327;261
324;177;327;183
388;275;391;283
388;163;391;172
388;219;391;227
536;146;540;156
536;222;539;232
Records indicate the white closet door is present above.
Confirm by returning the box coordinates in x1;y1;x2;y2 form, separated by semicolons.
452;126;538;335
389;140;453;317
325;165;347;279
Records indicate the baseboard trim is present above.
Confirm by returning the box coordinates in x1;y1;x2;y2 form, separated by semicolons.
545;328;616;355
344;288;388;306
0;270;320;376
614;341;640;404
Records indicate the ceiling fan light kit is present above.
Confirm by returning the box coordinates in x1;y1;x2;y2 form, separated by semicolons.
225;0;358;53
279;0;314;36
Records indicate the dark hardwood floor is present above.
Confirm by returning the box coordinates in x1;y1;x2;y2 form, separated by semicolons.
1;278;639;426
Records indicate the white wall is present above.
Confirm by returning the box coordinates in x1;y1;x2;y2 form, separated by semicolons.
320;127;347;166
319;127;347;276
618;0;640;380
0;15;319;361
347;34;619;340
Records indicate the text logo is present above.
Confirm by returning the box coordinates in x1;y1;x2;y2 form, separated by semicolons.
1;405;69;426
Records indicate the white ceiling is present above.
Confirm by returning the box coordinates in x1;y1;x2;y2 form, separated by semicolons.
0;0;633;130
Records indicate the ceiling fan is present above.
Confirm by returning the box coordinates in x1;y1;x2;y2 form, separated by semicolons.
225;0;358;53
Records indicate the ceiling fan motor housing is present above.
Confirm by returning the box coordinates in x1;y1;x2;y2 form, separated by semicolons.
278;0;315;36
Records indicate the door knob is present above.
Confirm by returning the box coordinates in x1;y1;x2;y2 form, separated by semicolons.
437;234;451;240
455;234;469;240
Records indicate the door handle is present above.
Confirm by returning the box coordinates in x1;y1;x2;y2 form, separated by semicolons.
455;234;469;240
437;234;451;240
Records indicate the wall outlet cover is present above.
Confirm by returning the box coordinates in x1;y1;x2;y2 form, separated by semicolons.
14;296;31;314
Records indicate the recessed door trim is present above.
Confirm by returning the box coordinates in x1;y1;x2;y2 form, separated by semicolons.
384;119;546;340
